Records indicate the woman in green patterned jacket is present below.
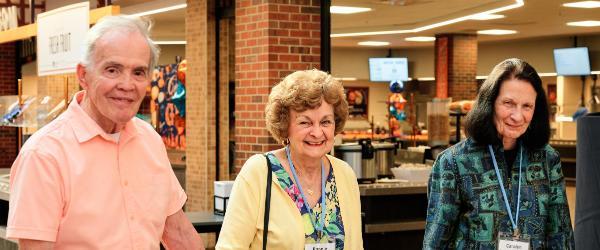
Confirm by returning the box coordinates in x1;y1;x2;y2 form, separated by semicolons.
423;58;574;249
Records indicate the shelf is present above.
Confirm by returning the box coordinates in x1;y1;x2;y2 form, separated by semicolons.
0;95;68;128
364;220;426;233
359;182;428;196
0;6;119;44
561;157;576;164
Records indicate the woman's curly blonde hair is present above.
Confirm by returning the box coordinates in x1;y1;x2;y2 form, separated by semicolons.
265;69;349;145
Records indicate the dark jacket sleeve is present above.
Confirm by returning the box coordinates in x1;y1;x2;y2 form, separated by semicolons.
423;150;461;249
544;147;575;249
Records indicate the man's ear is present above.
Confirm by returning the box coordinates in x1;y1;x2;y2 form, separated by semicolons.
77;64;89;90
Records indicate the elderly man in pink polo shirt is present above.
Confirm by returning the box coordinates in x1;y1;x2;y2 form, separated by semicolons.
6;16;204;249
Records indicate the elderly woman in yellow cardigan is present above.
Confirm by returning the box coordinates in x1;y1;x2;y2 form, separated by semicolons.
216;69;363;250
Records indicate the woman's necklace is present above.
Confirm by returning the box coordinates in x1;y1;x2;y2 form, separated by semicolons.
299;170;318;196
285;149;322;197
306;187;315;196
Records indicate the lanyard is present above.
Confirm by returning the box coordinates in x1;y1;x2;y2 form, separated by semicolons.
285;146;327;237
488;144;523;237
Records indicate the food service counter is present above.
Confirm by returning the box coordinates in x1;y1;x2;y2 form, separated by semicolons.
359;181;428;250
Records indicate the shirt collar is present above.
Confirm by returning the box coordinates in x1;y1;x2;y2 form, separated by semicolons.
68;91;140;143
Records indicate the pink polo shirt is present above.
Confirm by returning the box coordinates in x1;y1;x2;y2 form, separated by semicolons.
7;91;187;249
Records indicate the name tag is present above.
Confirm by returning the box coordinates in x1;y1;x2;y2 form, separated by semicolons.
498;239;530;250
305;242;335;250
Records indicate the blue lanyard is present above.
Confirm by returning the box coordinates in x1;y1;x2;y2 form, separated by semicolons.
488;144;523;236
285;146;327;236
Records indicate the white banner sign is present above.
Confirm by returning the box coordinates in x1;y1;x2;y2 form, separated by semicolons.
37;2;89;76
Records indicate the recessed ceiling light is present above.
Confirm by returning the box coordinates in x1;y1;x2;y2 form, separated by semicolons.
154;41;187;45
331;0;523;37
335;77;357;81
405;36;436;42
469;13;505;20
477;29;517;35
567;20;600;26
563;1;600;8
358;41;390;46
330;6;371;14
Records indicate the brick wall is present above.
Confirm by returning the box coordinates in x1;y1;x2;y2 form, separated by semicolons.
185;0;217;213
37;74;79;99
0;43;18;168
234;0;321;172
435;34;478;101
449;34;478;100
434;36;449;98
218;18;233;181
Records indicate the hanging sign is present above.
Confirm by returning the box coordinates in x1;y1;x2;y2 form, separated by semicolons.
37;2;89;76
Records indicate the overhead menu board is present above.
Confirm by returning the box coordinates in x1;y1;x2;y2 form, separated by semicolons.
37;2;89;76
369;58;409;82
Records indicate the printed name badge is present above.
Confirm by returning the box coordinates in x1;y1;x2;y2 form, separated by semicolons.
498;233;530;250
498;239;530;250
305;242;335;250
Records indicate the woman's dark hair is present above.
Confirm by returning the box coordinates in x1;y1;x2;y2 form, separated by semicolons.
464;58;550;149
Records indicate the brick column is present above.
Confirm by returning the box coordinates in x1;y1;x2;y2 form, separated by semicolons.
0;43;18;168
434;34;478;100
185;0;217;212
234;0;321;172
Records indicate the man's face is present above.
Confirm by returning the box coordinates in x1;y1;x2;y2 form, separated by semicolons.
77;30;151;133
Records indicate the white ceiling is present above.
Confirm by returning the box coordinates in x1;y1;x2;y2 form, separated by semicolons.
332;0;600;48
114;0;600;48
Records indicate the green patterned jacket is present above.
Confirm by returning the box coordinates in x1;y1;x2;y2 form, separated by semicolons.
423;138;574;249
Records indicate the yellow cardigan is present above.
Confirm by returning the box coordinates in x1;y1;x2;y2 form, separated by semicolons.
216;154;364;250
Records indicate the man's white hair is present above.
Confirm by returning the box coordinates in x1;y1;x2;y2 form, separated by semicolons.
81;15;160;71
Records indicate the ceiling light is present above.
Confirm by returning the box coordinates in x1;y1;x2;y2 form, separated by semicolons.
477;29;517;35
332;0;523;37
567;20;600;27
469;13;505;20
358;41;389;46
330;6;371;14
128;3;187;17
556;115;574;122
563;1;600;8
405;36;436;42
154;40;187;45
335;77;357;81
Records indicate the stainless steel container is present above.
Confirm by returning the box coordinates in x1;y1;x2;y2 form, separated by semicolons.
359;139;377;180
334;139;377;181
373;142;396;177
335;143;362;177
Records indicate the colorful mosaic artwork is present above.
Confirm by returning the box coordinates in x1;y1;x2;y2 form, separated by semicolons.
150;60;187;149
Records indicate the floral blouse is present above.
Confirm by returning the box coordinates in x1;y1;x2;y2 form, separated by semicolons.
423;138;574;249
266;153;345;249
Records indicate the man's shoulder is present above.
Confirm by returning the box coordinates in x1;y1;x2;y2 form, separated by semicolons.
130;117;161;138
21;114;75;152
131;117;155;130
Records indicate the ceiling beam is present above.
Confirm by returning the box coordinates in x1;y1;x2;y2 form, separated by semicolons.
0;5;120;44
